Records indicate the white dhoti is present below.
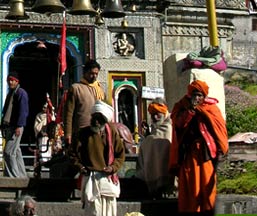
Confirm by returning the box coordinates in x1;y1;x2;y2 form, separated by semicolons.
82;172;118;216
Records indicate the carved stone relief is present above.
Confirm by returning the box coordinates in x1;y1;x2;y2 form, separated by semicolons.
113;33;135;56
108;27;144;59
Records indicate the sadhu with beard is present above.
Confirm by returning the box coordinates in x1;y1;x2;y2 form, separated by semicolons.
169;80;228;216
77;100;125;216
136;97;175;199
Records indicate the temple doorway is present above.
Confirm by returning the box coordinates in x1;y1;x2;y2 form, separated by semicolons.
8;41;75;145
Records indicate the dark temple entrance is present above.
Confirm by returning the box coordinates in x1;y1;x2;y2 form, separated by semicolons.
9;41;74;145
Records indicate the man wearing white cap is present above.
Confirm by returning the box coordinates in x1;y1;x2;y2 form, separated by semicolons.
75;100;125;216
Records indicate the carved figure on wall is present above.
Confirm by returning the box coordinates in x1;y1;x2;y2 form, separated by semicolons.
113;33;135;56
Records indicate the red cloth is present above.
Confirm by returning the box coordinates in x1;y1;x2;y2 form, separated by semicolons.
169;95;228;168
58;12;67;89
46;93;54;124
56;90;67;124
105;123;119;184
169;95;228;213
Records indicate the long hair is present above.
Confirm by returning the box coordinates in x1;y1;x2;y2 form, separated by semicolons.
9;195;36;216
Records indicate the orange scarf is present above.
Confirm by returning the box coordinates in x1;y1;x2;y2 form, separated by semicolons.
80;78;105;100
148;103;168;114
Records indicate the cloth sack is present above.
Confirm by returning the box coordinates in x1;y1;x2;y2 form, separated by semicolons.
85;172;99;202
99;175;120;198
85;172;121;202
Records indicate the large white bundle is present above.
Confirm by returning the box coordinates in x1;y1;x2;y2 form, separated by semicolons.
164;53;226;119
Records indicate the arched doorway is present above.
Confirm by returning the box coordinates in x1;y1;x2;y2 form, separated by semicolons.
5;39;79;145
118;88;136;132
114;79;138;134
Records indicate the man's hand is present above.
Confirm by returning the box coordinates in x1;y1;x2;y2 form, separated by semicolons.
80;167;88;175
15;127;21;136
65;136;72;145
103;166;113;174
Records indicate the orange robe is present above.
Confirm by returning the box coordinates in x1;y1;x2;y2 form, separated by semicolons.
170;95;228;214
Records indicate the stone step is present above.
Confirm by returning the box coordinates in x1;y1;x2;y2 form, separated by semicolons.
0;199;177;216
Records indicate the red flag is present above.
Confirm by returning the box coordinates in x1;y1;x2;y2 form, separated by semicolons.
58;11;67;89
55;90;68;124
46;93;55;124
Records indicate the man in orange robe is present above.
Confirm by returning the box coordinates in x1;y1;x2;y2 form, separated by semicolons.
169;80;228;216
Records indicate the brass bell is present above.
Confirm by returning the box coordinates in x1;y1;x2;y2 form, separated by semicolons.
121;18;128;28
94;8;104;25
69;0;97;16
101;0;125;18
95;14;105;25
130;4;136;12
32;0;65;14
5;0;29;20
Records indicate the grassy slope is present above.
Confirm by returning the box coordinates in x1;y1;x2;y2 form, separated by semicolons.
217;161;257;195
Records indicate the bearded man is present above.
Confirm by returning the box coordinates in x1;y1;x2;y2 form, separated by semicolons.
136;97;175;198
77;100;125;216
170;80;228;216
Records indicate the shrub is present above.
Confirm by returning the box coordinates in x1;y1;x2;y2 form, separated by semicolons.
217;162;257;195
225;85;257;137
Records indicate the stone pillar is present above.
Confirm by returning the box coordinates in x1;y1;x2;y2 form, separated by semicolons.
164;53;226;119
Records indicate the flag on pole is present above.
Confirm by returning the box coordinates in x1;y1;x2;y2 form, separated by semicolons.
55;90;68;124
58;11;67;89
46;93;55;124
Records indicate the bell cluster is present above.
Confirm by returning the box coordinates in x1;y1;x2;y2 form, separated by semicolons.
5;0;127;21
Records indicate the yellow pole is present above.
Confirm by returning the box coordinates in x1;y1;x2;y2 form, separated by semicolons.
206;0;219;47
134;125;139;154
134;125;139;144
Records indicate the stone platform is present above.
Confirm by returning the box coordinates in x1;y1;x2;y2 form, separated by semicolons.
0;199;177;216
1;177;257;215
0;176;177;216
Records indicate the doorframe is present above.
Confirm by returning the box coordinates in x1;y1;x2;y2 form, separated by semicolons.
108;72;146;133
1;33;83;108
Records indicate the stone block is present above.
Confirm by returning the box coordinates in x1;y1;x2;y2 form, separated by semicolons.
164;53;226;119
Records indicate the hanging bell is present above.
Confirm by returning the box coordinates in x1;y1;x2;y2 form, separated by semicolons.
121;18;128;28
130;4;136;12
69;0;97;16
32;0;66;14
101;0;125;18
5;0;29;20
95;15;105;25
94;8;104;25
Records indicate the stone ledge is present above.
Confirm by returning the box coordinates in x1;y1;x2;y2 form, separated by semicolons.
0;177;30;188
1;195;257;215
0;199;177;216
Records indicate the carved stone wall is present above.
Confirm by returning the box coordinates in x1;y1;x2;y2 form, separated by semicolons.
230;16;257;69
0;1;251;116
95;14;163;95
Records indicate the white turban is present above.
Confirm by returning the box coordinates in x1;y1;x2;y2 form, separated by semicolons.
91;100;114;122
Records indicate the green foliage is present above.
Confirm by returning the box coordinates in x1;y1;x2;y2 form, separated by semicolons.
220;78;257;195
226;106;257;137
225;84;257;137
217;162;257;195
244;84;257;96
